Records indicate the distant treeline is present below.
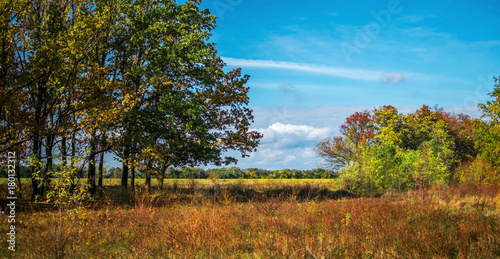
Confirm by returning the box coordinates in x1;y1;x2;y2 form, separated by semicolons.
0;165;335;180
173;167;335;179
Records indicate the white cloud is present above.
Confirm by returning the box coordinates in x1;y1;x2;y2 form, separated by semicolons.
380;72;406;84
222;57;382;81
267;122;330;139
251;104;412;132
256;122;331;148
258;148;283;158
301;148;316;158
284;155;297;164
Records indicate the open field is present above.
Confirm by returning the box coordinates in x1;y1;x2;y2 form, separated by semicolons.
0;178;338;186
0;178;339;205
1;180;500;258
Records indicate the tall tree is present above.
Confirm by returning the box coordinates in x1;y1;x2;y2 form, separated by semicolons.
2;0;262;195
109;0;262;188
315;110;375;170
1;0;124;198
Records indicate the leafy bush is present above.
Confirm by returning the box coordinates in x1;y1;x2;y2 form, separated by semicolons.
456;159;500;187
337;138;454;195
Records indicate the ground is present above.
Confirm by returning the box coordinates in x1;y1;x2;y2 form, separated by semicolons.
1;179;499;258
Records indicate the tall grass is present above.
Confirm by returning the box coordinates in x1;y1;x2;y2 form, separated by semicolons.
1;181;499;258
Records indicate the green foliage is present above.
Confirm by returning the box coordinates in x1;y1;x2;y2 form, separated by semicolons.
318;103;483;194
373;105;404;145
1;0;262;197
105;0;262;186
152;167;337;179
456;159;500;187
476;77;500;167
29;155;89;209
475;122;500;167
455;76;500;187
28;154;91;258
465;76;500;185
478;77;500;125
337;161;364;193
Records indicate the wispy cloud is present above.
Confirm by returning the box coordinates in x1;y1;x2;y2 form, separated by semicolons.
401;27;451;39
279;83;296;93
380;72;406;84
400;15;425;23
222;57;382;81
223;57;462;85
471;41;500;48
284;155;297;164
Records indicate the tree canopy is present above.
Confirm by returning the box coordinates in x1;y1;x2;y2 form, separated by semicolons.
0;0;262;198
315;91;500;194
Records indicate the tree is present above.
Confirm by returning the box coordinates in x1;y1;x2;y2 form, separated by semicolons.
108;0;261;189
1;0;262;198
476;76;500;167
315;110;375;170
0;0;112;199
318;104;479;193
373;105;404;145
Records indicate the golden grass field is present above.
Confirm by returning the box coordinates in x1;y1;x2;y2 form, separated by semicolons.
1;179;500;258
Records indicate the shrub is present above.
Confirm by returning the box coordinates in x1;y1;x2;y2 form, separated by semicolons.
457;159;500;187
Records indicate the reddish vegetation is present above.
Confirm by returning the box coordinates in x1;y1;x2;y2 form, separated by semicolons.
2;181;499;258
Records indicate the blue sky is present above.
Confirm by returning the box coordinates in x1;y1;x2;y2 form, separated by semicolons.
198;0;500;170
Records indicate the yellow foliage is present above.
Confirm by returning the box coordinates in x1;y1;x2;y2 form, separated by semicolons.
457;159;500;187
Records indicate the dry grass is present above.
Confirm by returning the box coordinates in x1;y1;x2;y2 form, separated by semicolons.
1;181;500;258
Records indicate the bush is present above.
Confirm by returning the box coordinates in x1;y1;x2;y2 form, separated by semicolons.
338;140;453;195
457;159;500;187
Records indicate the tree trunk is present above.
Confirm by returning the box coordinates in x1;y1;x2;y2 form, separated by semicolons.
98;132;105;188
61;136;67;168
70;120;77;191
121;146;129;188
131;166;135;191
42;134;55;195
71;131;76;166
98;151;104;188
160;165;168;191
87;130;97;194
31;134;41;201
15;151;22;199
145;170;151;192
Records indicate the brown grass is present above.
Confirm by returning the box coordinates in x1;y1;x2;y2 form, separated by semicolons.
1;181;500;258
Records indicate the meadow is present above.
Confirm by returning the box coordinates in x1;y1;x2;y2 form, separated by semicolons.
2;1;500;258
1;179;500;258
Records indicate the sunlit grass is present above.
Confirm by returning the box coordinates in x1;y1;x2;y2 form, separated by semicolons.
1;181;499;258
